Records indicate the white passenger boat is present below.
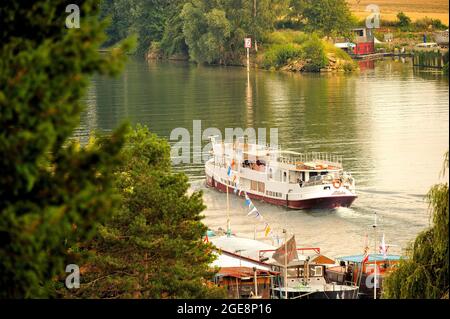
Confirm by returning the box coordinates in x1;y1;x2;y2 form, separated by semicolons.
205;137;357;209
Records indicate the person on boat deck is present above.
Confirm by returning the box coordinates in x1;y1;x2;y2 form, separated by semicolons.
345;263;353;283
255;160;265;171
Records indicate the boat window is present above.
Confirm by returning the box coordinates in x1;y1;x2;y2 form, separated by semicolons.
289;170;300;183
309;172;318;178
257;182;265;193
287;268;298;278
283;171;287;182
269;168;273;179
314;266;323;277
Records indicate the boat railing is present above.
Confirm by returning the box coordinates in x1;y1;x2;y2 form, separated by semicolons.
277;152;343;168
258;247;321;261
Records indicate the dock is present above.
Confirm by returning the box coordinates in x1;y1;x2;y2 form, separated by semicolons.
412;49;449;69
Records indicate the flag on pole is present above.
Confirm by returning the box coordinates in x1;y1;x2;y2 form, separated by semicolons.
254;211;263;220
379;233;387;259
264;224;272;237
272;235;299;265
245;193;252;206
247;207;258;216
362;246;369;264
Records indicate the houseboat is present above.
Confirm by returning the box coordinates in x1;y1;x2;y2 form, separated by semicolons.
326;253;402;299
205;137;357;209
209;234;359;299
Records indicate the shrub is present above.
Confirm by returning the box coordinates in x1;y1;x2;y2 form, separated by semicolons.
266;30;309;45
323;41;353;61
301;35;328;72
343;61;357;72
262;43;303;69
415;17;448;31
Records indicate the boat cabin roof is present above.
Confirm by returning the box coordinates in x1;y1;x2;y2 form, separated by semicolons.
210;235;276;261
336;254;402;263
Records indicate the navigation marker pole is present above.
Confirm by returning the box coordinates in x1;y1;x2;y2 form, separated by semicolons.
244;38;251;73
247;47;250;72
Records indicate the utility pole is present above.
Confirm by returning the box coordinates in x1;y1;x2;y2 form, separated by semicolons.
373;213;377;299
226;179;230;237
253;267;258;297
283;229;288;299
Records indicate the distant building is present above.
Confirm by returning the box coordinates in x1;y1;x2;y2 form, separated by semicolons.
351;28;375;56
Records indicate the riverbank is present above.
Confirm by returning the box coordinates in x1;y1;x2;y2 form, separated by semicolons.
146;30;359;74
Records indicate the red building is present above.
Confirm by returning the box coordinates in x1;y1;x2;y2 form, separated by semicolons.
352;28;375;55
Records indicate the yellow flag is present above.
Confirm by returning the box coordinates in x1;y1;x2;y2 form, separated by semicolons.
264;224;271;237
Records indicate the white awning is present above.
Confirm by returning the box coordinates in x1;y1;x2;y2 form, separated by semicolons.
334;42;356;49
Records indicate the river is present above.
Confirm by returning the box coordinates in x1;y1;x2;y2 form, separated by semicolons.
78;57;449;258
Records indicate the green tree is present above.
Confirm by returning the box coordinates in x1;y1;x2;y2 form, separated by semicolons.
396;12;412;31
291;0;354;38
0;1;132;297
66;126;225;298
383;152;449;299
181;0;282;64
160;1;190;58
100;0;183;55
100;0;134;48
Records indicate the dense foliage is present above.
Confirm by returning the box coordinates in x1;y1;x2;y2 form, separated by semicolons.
64;126;225;298
262;31;354;72
0;0;132;297
383;152;449;299
100;0;185;55
99;0;355;63
180;0;283;64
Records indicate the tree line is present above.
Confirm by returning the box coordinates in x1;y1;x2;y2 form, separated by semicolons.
100;0;355;64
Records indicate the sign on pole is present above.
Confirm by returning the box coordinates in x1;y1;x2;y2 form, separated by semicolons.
244;38;252;49
245;38;251;72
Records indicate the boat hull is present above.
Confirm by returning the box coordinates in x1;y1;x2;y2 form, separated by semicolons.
206;174;357;210
271;287;359;299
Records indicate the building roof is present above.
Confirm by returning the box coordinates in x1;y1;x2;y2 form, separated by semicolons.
311;254;335;265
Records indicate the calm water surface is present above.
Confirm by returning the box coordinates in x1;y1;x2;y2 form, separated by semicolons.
78;57;449;257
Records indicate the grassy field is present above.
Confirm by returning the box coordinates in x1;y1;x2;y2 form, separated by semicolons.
348;0;449;25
